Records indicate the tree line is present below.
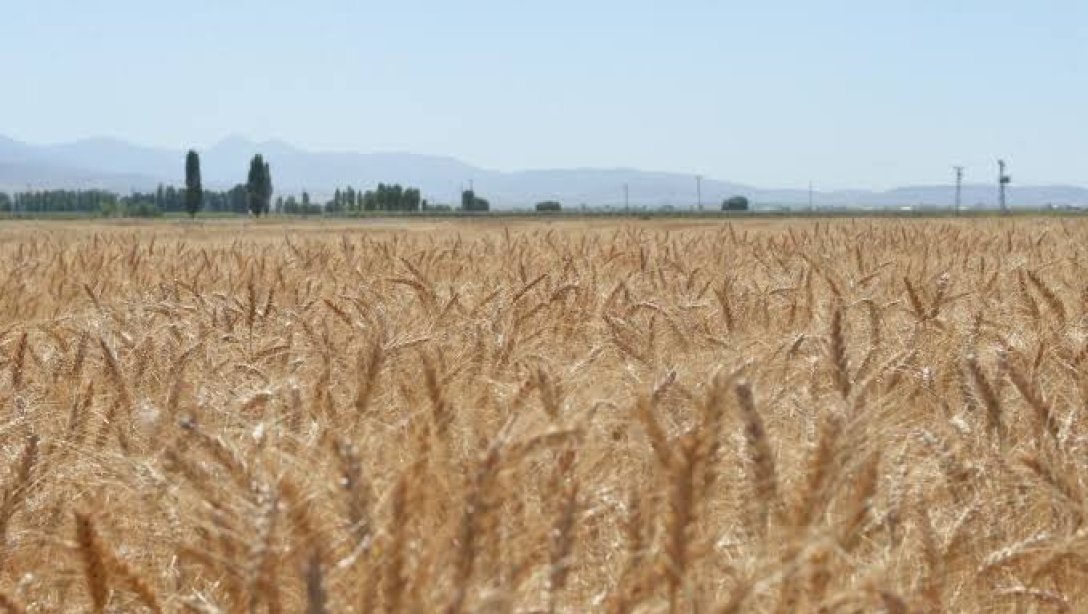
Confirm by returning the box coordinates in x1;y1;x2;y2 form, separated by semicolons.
1;150;747;217
0;152;273;217
324;183;425;213
0;185;258;217
0;186;747;217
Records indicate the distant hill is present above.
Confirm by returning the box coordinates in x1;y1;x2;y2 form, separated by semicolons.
1;134;1086;209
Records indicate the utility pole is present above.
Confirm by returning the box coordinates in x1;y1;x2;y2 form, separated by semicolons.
808;181;814;212
998;159;1010;214
696;175;703;211
953;166;964;214
624;183;629;212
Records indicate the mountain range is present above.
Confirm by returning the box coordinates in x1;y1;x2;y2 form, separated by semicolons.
1;134;1085;209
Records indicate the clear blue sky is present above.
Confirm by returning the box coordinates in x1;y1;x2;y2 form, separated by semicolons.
3;0;1085;189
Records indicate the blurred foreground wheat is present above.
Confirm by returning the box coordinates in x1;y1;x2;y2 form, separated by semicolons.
0;218;1085;612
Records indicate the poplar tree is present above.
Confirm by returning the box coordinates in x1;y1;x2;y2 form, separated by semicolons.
184;150;203;218
246;154;273;217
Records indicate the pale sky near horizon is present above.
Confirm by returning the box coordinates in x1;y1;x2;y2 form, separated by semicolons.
3;0;1085;190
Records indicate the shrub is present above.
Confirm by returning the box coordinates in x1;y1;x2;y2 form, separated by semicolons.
723;196;750;211
535;201;562;212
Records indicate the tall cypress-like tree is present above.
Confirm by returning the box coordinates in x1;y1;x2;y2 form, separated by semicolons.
184;150;203;218
262;161;272;215
246;155;273;217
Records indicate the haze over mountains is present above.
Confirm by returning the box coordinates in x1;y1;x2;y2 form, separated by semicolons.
0;134;1085;209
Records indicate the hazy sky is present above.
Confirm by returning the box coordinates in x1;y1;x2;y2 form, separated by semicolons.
3;0;1085;189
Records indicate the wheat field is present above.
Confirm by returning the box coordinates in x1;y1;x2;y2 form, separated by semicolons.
0;217;1085;612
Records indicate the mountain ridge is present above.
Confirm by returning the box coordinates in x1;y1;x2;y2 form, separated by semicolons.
0;135;1085;209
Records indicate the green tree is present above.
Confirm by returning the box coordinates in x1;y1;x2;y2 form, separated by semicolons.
535;200;562;212
723;196;749;211
261;161;272;215
461;189;489;211
247;155;273;217
165;186;180;212
345;186;357;212
228;184;248;214
184;150;203;218
403;187;421;211
362;189;377;211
